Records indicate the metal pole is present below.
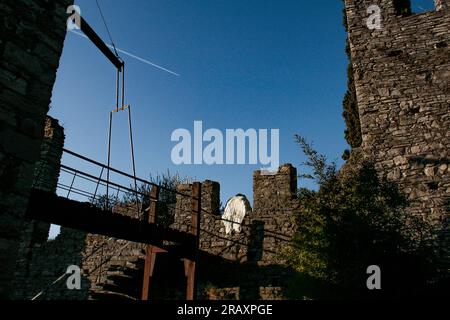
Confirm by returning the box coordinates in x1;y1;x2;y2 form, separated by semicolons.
127;106;140;218
122;65;125;109
106;111;113;211
107;68;120;210
66;172;77;198
116;68;120;111
92;167;104;202
31;273;69;300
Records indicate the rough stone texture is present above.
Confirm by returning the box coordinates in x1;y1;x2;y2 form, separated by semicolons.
13;116;67;299
14;228;89;300
344;0;450;270
81;235;146;300
0;0;72;298
12;117;90;300
252;164;299;264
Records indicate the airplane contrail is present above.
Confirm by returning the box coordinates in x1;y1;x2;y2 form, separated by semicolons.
69;30;180;77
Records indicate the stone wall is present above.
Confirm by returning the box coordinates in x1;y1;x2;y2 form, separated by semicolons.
344;0;450;269
174;165;298;267
252;164;299;264
175;165;299;300
14;228;89;300
0;0;72;298
13;116;70;299
12;116;90;300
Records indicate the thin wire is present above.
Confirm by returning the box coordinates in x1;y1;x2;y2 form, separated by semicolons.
92;167;104;201
31;273;68;300
106;111;113;211
66;173;77;198
30;238;129;300
30;236;114;300
200;208;294;241
95;0;120;58
69;30;180;77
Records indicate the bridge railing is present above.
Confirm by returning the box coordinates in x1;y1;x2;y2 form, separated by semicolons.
29;148;203;300
33;148;195;231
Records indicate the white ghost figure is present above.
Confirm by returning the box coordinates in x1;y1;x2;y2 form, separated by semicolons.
222;194;252;235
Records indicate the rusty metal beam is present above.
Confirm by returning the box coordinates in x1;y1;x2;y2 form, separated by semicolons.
80;16;124;70
141;185;160;300
141;246;157;300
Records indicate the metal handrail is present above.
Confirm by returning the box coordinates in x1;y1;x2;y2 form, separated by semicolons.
60;164;147;198
62;148;191;198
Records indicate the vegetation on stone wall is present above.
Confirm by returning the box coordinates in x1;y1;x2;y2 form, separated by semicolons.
92;171;189;227
393;0;412;16
285;135;437;298
135;170;190;227
91;194;119;211
341;3;362;159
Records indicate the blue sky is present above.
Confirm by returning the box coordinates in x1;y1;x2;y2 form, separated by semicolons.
50;0;437;213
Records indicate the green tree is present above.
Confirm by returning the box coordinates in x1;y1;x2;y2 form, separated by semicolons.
287;135;436;298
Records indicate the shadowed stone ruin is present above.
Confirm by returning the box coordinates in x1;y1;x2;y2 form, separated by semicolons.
1;0;449;300
344;0;450;271
0;0;73;299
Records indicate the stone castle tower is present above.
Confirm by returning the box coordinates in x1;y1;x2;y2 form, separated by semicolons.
344;0;450;266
